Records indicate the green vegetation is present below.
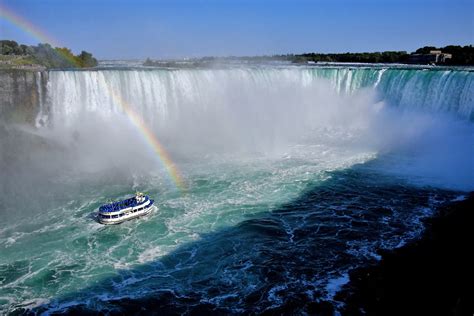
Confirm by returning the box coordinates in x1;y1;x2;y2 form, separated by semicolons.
415;45;474;65
289;45;474;65
289;51;410;64
0;40;98;69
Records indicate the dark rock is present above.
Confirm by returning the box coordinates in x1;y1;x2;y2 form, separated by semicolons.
0;70;47;125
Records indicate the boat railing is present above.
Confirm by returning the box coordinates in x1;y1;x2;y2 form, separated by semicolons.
99;196;149;213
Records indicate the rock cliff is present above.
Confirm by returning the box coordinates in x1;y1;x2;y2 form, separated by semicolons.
0;70;46;125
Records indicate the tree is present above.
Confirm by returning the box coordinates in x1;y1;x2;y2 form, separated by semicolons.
55;47;78;67
77;51;98;68
0;40;19;55
415;46;438;54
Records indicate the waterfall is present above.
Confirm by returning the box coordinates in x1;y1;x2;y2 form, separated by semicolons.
306;67;474;120
44;67;474;127
34;71;49;128
376;69;474;119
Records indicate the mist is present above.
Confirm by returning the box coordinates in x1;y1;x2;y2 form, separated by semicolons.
44;68;474;191
2;67;473;218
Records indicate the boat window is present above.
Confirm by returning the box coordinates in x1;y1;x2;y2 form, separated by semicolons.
112;215;118;218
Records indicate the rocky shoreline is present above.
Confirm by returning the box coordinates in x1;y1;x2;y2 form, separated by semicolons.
336;193;474;316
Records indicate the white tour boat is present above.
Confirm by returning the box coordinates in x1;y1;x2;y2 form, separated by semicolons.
98;192;155;225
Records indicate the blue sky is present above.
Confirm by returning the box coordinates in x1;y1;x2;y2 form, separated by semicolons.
1;0;473;59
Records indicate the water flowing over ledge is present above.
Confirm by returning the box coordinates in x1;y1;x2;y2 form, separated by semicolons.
43;67;474;127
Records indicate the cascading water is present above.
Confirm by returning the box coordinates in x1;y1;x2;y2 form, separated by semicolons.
308;67;474;119
48;67;474;125
1;65;473;314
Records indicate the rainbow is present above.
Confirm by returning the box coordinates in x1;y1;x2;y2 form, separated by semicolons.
0;3;58;46
106;87;186;191
0;3;80;66
1;3;187;191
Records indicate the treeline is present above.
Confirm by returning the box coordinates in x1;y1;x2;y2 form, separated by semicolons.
0;40;98;68
144;45;474;67
289;45;474;65
414;45;474;65
289;51;409;64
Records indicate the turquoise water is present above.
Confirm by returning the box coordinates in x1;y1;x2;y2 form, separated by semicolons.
0;65;473;313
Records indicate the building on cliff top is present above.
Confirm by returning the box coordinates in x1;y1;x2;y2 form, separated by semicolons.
408;50;452;64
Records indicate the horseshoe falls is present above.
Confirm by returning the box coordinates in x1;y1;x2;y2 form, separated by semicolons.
1;65;473;314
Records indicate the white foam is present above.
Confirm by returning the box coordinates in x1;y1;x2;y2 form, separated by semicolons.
452;195;467;202
325;273;350;300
